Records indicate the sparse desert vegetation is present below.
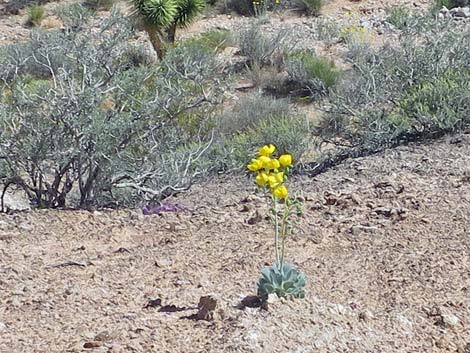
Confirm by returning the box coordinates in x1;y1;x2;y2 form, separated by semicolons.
0;0;469;352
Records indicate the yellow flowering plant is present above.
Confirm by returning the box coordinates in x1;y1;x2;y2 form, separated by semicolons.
247;144;306;299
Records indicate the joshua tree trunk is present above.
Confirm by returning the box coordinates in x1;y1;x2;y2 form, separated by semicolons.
166;24;177;43
144;25;165;59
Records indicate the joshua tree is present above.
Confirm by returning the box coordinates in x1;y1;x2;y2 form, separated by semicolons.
131;0;205;59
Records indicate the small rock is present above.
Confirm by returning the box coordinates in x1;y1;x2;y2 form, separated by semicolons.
359;310;374;322
373;207;392;217
267;293;279;305
94;331;112;342
240;295;265;308
442;313;460;327
350;225;378;235
2;193;30;211
0;322;7;331
18;223;33;232
450;7;470;17
196;295;217;321
83;341;103;348
221;46;240;57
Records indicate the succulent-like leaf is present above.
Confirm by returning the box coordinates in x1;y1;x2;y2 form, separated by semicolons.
257;262;306;299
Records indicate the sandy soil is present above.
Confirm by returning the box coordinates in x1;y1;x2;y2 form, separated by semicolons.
0;134;469;353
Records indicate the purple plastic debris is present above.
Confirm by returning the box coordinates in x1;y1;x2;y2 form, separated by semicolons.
142;201;185;215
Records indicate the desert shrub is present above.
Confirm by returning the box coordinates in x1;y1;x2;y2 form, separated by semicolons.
238;24;295;68
83;0;115;10
386;6;412;30
0;11;225;209
318;21;470;153
54;3;94;28
394;71;470;132
0;31;73;80
25;5;45;27
245;64;281;89
198;29;234;52
311;18;341;42
182;29;234;53
294;0;323;16
218;94;291;135
121;44;154;67
433;0;467;10
285;51;340;98
223;115;310;169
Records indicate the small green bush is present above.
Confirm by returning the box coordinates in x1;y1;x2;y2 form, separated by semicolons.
199;29;234;51
311;18;341;42
295;0;323;16
224;115;310;169
395;71;470;132
183;29;234;53
285;51;340;98
386;6;411;30
25;5;45;27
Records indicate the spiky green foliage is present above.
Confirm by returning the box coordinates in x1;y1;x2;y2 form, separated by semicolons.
141;0;178;28
131;0;206;57
26;5;45;27
173;0;205;28
257;263;306;299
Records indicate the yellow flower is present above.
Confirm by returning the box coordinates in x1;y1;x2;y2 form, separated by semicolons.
267;172;284;189
273;185;288;199
247;158;263;171
256;172;269;186
257;155;271;167
266;158;280;170
267;174;278;189
258;144;276;157
274;172;284;183
278;154;292;167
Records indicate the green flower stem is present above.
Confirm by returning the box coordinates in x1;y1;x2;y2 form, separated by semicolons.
272;195;280;266
279;199;291;268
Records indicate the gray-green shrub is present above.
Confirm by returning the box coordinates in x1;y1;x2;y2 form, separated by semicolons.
318;19;470;153
238;24;295;68
0;11;225;209
218;94;291;135
214;94;309;170
54;3;95;28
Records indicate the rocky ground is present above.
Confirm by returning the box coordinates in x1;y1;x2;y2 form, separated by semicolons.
1;0;470;352
0;134;469;352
